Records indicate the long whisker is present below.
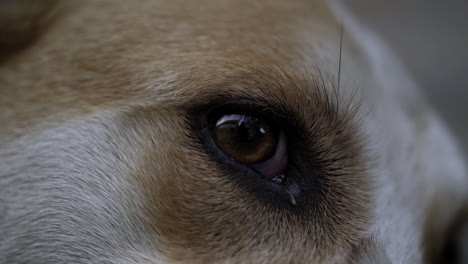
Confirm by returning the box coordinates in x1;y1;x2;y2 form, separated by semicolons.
338;22;344;90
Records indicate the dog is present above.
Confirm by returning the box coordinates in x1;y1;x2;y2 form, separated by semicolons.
0;0;467;263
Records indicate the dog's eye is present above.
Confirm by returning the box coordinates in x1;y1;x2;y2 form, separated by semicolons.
213;114;288;180
214;114;277;164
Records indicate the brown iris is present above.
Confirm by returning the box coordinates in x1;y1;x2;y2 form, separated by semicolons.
213;114;278;164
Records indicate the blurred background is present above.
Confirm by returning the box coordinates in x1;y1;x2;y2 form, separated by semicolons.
345;1;468;154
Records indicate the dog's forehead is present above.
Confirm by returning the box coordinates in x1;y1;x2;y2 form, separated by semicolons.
62;0;343;90
1;0;356;133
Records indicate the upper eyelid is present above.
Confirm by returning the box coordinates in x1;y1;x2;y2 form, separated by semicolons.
191;95;290;124
189;93;274;113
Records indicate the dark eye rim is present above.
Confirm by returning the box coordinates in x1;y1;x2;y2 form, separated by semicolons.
187;95;338;210
189;100;310;209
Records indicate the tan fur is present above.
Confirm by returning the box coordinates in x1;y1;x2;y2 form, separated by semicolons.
0;0;466;263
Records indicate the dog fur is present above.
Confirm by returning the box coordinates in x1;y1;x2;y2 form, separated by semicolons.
0;0;467;263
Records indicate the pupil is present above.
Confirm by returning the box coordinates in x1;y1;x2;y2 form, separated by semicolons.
238;118;263;143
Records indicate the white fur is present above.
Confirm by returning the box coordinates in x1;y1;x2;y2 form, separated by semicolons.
0;111;167;263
